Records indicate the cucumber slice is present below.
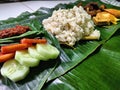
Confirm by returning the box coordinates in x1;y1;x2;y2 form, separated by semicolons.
28;46;47;60
36;44;60;61
1;59;29;82
15;50;40;67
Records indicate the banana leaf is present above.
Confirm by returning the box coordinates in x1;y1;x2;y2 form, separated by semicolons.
0;0;120;90
43;29;120;90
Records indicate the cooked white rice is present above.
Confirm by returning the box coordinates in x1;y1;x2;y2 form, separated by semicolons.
42;6;100;46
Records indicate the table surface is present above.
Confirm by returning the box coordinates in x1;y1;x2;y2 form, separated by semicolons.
0;1;76;20
0;0;120;20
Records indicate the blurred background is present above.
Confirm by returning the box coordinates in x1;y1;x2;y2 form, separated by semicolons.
0;0;26;3
0;0;73;3
0;0;74;20
0;0;119;20
0;0;119;3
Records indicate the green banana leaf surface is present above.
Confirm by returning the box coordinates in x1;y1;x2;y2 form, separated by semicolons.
0;0;120;90
43;29;120;90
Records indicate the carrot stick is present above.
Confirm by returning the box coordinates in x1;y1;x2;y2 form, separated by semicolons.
0;53;15;63
1;44;29;54
21;38;47;44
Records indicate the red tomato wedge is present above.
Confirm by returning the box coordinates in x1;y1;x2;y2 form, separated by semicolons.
1;44;29;54
0;53;15;62
21;38;47;44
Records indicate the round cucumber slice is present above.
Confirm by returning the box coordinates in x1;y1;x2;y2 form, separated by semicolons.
15;50;40;67
36;44;60;61
1;59;29;82
28;46;47;60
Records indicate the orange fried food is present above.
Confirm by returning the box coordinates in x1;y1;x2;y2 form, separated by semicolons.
104;9;120;18
93;12;119;25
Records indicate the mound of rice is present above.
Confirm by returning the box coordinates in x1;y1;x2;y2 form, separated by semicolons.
42;6;100;46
